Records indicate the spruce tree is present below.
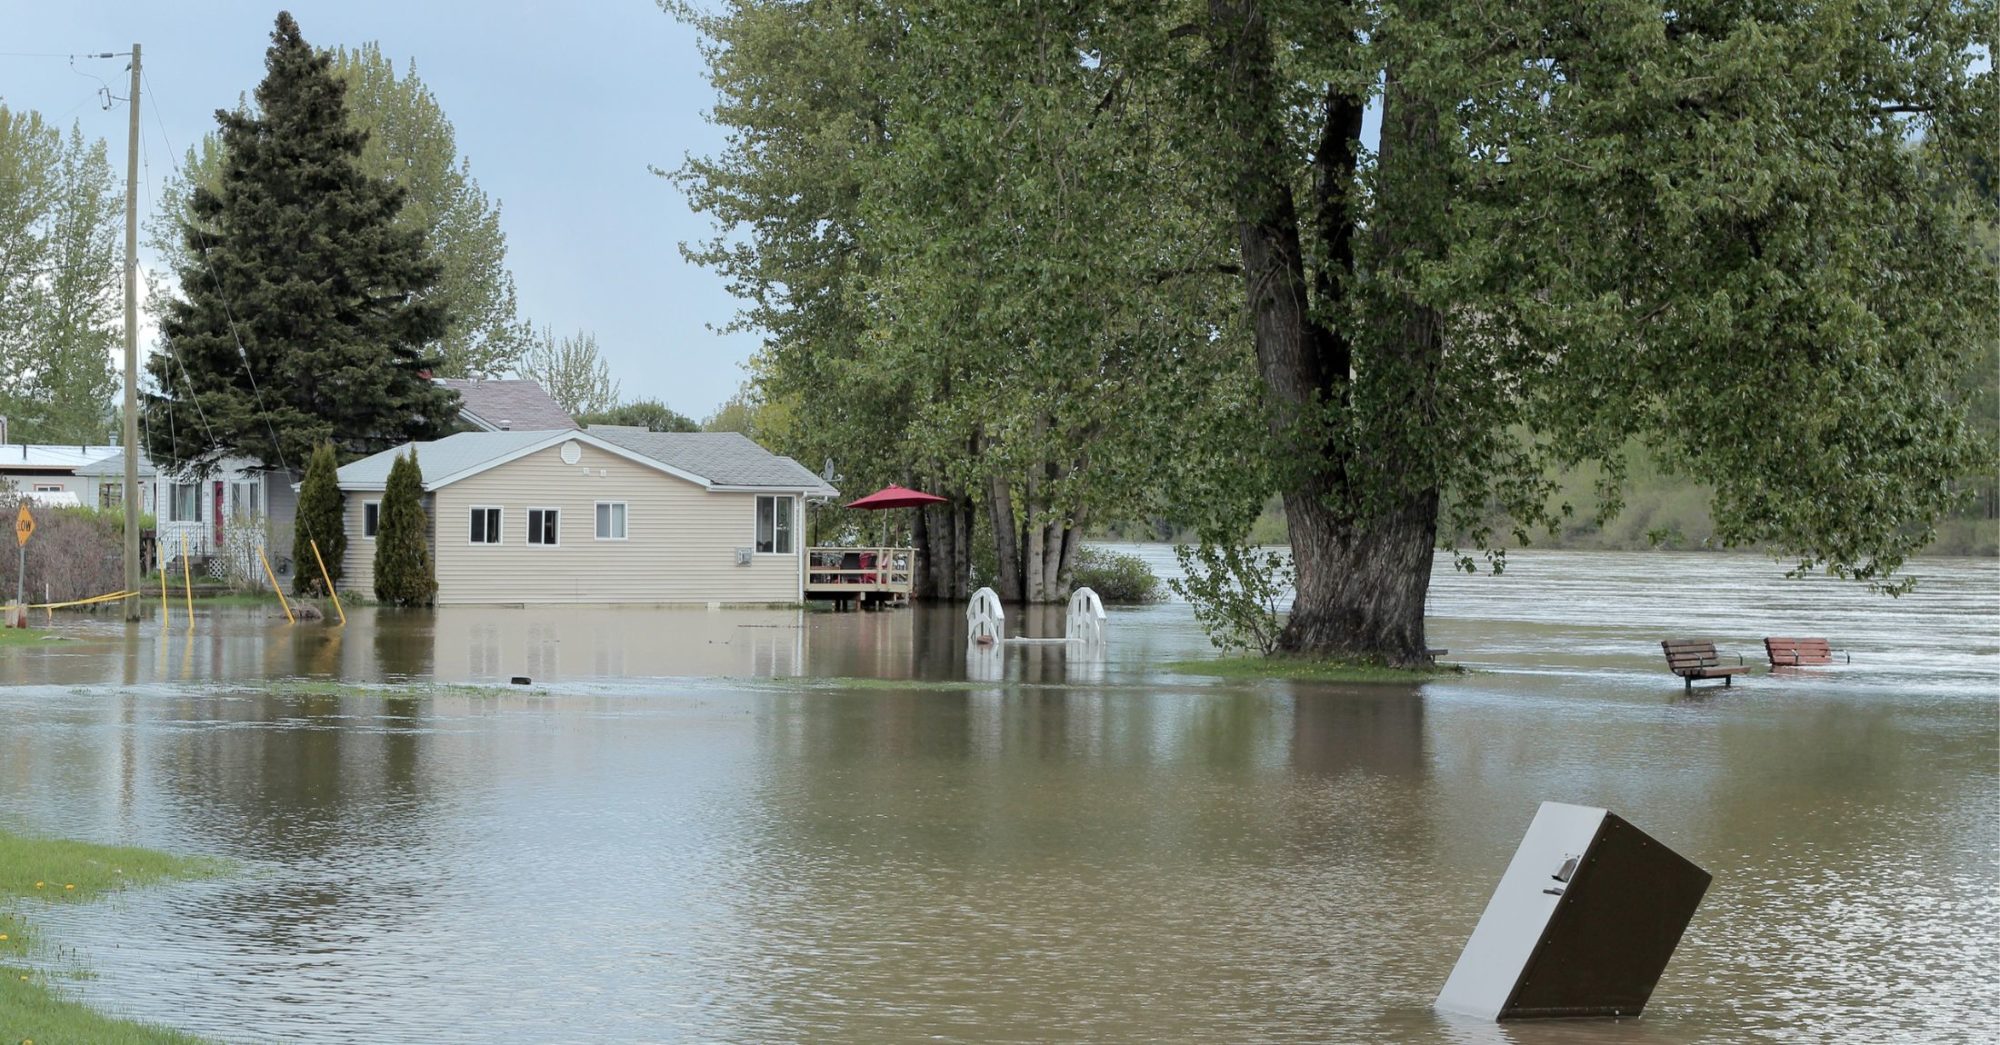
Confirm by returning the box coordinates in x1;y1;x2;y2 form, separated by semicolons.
142;12;459;476
373;447;436;606
292;441;345;596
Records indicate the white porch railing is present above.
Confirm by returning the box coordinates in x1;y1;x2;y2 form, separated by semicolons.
806;546;915;596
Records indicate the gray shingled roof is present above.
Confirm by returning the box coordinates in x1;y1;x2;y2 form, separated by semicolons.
333;429;837;496
436;378;576;432
72;450;157;478
590;429;836;495
335;429;563;490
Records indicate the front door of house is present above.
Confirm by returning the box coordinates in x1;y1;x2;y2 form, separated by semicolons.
212;481;225;547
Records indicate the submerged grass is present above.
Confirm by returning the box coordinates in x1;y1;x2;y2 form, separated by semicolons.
248;679;537;700
1166;656;1467;684
0;828;229;1044
0;628;55;649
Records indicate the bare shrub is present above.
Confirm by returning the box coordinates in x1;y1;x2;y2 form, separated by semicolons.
0;496;124;606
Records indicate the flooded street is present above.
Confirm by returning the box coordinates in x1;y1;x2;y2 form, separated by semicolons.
0;548;1994;1042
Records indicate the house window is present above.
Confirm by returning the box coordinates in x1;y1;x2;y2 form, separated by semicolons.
755;495;795;554
595;502;627;540
169;482;201;522
470;507;502;545
363;501;380;538
99;484;122;510
527;507;559;546
229;479;260;519
32;483;63;493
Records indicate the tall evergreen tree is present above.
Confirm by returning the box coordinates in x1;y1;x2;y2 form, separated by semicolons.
148;44;535;380
293;441;345;596
143;12;460;476
373;447;436;606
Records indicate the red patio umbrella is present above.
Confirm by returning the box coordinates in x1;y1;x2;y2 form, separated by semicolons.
842;484;948;552
844;484;947;510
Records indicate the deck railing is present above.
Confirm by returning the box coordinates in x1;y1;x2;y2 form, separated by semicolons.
806;546;915;595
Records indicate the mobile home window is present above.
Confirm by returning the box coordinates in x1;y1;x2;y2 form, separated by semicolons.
528;507;559;546
755;495;794;554
595;502;627;540
230;479;260;519
362;501;380;538
169;482;201;522
470;507;501;545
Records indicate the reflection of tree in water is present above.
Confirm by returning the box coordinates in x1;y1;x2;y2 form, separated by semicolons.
719;681;1426;1038
1286;683;1426;780
149;686;435;955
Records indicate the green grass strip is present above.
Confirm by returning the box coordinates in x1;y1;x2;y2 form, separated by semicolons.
1;828;229;1044
1164;655;1467;683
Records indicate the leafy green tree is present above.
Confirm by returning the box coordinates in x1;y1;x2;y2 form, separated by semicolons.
1185;0;1994;662
149;44;531;380
293;441;345;596
521;326;619;416
0;109;120;443
373;447;436;606
578;397;699;432
673;0;1252;604
143;12;460;475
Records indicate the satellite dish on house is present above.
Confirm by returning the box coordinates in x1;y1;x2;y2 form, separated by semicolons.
822;457;841;483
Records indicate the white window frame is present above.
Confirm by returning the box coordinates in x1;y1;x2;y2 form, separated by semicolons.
229;478;261;519
362;500;380;539
527;507;561;548
32;482;64;493
594;501;628;541
169;481;202;523
469;505;503;546
754;494;796;555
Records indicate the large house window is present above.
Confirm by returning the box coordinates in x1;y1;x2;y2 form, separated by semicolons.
169;482;201;522
755;495;794;554
470;507;502;545
528;507;559;546
362;501;380;538
595;502;627;540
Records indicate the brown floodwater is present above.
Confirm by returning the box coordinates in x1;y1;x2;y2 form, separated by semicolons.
0;548;1993;1043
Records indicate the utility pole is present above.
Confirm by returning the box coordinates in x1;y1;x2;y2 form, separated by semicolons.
122;43;142;621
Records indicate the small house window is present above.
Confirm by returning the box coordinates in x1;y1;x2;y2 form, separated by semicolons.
470;507;501;545
595;502;627;540
528;507;559;546
755;495;794;554
230;479;260;519
32;483;63;493
363;501;380;538
169;482;201;522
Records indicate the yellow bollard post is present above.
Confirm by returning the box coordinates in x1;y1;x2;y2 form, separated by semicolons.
179;533;193;628
310;539;344;626
258;546;294;624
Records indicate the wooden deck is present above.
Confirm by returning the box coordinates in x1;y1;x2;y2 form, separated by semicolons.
806;546;914;605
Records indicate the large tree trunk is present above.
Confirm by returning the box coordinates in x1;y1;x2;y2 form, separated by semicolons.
914;491;974;602
987;473;1021;602
1208;0;1438;664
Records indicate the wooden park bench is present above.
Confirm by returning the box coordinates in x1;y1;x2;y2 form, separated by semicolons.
1763;637;1848;668
1660;639;1750;691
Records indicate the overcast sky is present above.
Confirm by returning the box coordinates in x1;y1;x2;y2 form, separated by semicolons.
3;0;752;421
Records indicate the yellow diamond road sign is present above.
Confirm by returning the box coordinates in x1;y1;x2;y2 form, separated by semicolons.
15;504;32;547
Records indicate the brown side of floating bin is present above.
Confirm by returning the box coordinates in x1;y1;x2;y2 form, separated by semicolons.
1500;813;1712;1020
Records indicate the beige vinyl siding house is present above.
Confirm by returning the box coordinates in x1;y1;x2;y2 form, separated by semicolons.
333;429;833;605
